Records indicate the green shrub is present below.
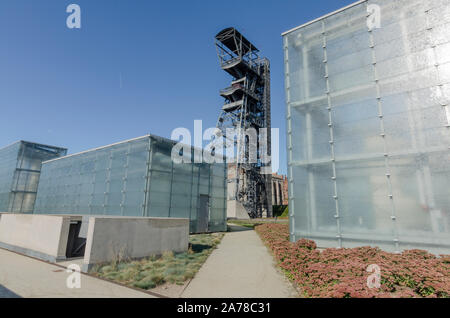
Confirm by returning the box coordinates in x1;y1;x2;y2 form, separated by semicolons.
273;205;288;217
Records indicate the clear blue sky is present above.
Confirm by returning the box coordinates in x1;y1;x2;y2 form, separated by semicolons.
0;0;355;174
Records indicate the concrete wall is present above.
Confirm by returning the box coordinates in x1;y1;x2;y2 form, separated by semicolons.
0;214;78;262
0;214;190;271
83;216;189;272
272;173;288;206
227;200;250;220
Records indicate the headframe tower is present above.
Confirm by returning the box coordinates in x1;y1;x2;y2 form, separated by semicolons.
214;28;272;218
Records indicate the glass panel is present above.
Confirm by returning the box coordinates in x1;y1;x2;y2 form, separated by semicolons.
284;0;450;252
0;141;65;213
34;136;227;233
336;159;395;239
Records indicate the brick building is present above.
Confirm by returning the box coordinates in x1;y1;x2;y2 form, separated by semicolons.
272;173;288;206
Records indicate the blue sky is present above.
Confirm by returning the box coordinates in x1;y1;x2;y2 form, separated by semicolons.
0;0;355;174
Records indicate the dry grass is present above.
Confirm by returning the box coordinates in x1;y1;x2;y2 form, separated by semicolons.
227;218;288;229
91;233;224;290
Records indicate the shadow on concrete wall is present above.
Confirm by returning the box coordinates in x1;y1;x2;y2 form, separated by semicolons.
0;284;21;298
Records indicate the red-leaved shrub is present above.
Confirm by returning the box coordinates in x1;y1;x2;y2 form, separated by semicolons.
255;223;450;298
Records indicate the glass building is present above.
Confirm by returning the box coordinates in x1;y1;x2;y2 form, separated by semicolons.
34;135;227;234
283;0;450;253
0;141;67;213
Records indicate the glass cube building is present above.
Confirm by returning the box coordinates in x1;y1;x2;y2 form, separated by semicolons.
0;141;67;213
283;0;450;253
34;135;227;234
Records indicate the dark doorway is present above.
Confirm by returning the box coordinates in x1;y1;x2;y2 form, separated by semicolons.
66;221;86;258
198;195;210;233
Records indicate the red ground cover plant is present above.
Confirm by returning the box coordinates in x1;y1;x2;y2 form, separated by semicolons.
255;223;450;298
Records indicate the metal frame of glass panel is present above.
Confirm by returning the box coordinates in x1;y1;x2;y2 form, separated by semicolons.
34;135;227;234
283;0;450;254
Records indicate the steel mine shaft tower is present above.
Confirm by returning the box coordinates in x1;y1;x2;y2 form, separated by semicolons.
214;27;273;219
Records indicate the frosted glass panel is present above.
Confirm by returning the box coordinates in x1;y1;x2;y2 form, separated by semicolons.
34;136;227;234
284;0;450;253
0;141;66;213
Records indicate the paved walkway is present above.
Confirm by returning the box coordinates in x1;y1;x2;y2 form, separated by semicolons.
182;226;297;298
0;248;155;298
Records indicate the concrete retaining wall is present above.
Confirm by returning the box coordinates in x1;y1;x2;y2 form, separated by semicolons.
0;214;78;262
0;214;189;271
83;216;189;272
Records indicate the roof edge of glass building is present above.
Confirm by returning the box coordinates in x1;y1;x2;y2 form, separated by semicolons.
43;134;217;164
0;140;67;153
282;0;367;36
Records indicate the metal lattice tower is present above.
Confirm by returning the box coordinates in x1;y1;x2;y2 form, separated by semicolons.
214;28;272;218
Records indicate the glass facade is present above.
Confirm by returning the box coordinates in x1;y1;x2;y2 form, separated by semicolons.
34;135;227;234
0;141;67;213
284;0;450;253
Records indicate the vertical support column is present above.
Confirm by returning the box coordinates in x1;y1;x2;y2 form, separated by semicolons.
284;35;296;242
88;152;97;215
321;20;342;248
425;8;449;128
235;107;246;200
189;148;194;222
103;149;113;215
367;8;400;252
194;163;201;233
400;9;435;234
223;156;227;229
276;181;281;205
306;114;317;232
272;181;276;206
424;8;446;233
23;146;32;211
302;42;316;234
75;165;81;214
143;137;154;217
168;149;175;218
277;181;281;205
399;10;430;227
207;163;212;230
398;12;422;152
270;179;276;204
120;143;131;216
279;183;283;205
